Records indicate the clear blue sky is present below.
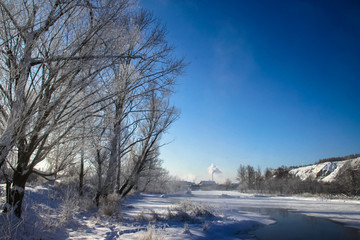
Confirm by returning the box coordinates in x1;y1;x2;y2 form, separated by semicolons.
140;0;360;183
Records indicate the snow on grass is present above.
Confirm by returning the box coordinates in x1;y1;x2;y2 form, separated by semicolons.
1;184;360;239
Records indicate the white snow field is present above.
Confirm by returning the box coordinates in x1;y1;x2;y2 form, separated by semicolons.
1;184;360;239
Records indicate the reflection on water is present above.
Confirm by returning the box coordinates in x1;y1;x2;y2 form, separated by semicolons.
238;207;360;240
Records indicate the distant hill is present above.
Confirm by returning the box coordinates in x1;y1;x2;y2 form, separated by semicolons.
238;154;360;195
316;154;360;164
289;156;360;183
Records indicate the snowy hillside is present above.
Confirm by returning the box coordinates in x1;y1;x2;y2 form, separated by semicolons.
289;157;360;182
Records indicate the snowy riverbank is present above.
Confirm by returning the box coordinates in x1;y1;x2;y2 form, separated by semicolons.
1;184;360;239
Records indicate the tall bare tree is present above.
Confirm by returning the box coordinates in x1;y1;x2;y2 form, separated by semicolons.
98;10;184;197
0;0;142;217
117;89;179;198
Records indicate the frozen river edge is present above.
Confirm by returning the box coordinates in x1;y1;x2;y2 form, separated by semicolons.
2;186;360;239
118;190;360;239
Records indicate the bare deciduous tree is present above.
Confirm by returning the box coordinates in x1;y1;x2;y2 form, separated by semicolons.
98;10;184;197
117;90;179;198
0;0;146;217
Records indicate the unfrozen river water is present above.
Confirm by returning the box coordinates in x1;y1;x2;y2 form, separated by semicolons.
240;207;360;240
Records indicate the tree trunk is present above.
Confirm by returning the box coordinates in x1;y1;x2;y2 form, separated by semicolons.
0;128;14;169
118;177;130;196
4;165;30;218
0;146;9;169
118;177;135;199
79;140;84;196
104;101;124;194
95;149;102;206
104;132;118;194
115;153;121;192
79;154;84;196
79;124;85;196
5;177;11;205
121;183;135;198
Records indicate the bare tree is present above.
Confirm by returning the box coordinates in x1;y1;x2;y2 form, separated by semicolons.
236;164;247;190
0;0;184;218
224;178;232;190
0;0;142;217
99;10;184;197
246;165;255;189
254;167;262;191
117;90;179;198
134;145;166;193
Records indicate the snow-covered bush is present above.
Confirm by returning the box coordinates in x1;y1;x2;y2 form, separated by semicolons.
33;203;61;233
175;201;214;218
202;221;210;231
59;187;79;223
99;193;121;217
79;195;97;212
149;209;161;222
0;212;24;240
183;223;191;234
135;210;149;222
135;209;161;222
138;225;165;240
167;201;215;223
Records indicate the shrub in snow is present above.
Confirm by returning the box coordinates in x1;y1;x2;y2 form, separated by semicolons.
138;225;165;240
175;201;193;213
135;209;162;222
165;208;173;220
167;201;215;223
175;201;214;218
301;192;314;198
149;209;161;222
192;205;214;217
59;187;79;223
183;223;191;234
185;189;192;195
34;203;62;232
202;221;209;231
0;212;24;240
135;210;149;222
99;193;121;217
79;195;97;212
168;208;192;222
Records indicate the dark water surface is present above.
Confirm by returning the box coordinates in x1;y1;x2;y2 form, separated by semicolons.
239;207;360;240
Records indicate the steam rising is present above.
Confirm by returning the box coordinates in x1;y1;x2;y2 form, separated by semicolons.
208;164;222;181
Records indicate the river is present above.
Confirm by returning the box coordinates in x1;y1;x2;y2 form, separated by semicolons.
239;207;360;240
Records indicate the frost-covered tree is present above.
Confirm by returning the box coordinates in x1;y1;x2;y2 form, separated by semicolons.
97;10;184;197
236;164;247;190
118;90;178;198
224;178;232;190
254;167;262;191
246;165;255;189
0;0;149;217
236;165;258;191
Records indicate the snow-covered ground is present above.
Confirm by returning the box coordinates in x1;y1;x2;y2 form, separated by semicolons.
1;184;360;239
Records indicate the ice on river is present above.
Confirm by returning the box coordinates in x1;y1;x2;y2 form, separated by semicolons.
1;184;360;239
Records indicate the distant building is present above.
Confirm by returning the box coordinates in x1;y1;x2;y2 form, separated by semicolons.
199;180;216;185
181;181;195;186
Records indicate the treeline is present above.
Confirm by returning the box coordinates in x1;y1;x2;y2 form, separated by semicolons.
237;164;360;196
317;154;360;164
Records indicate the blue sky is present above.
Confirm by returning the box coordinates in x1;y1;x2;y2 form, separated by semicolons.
140;0;360;182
